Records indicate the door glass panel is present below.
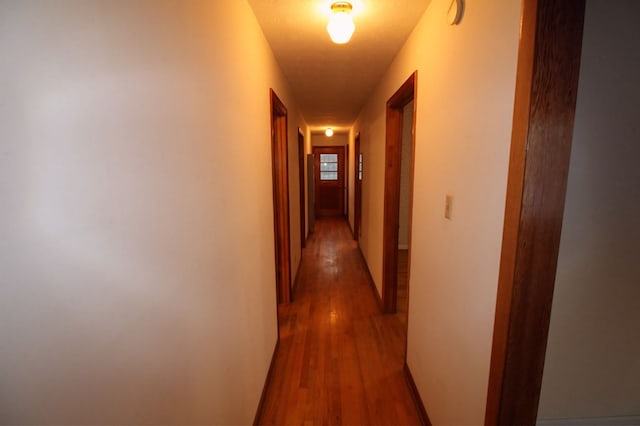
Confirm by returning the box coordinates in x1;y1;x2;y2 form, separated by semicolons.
319;152;339;181
320;154;338;162
320;162;338;172
320;171;338;181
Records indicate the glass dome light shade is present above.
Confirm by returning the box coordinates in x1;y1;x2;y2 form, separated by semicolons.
327;2;355;44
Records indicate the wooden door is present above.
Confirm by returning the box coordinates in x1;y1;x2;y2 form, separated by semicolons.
354;133;362;241
313;146;345;217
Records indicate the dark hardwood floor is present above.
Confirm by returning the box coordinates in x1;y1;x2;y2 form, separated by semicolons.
258;218;421;425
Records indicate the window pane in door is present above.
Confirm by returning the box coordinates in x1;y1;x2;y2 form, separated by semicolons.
320;172;338;181
320;162;338;172
320;154;338;162
319;152;339;181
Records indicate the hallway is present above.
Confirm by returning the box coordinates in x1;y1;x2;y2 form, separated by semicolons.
3;1;606;424
258;218;420;425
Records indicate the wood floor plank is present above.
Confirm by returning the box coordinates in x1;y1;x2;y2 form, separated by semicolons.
257;218;421;425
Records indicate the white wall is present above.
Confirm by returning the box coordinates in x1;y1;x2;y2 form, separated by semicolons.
538;0;640;420
0;1;306;423
352;0;520;423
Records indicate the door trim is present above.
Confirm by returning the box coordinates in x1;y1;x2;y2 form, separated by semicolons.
345;143;349;219
485;0;586;423
270;89;292;304
381;72;417;314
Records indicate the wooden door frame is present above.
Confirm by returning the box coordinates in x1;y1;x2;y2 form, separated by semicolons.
270;89;292;304
353;133;362;241
345;143;349;219
297;129;306;248
312;145;346;218
381;72;417;314
485;0;585;423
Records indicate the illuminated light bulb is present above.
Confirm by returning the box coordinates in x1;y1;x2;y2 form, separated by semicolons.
325;128;334;137
327;2;355;44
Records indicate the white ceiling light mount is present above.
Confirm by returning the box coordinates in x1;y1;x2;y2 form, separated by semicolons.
327;2;355;44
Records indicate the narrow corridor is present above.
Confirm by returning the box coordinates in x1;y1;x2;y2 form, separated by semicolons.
258;218;421;425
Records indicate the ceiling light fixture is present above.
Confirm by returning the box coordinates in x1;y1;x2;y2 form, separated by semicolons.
325;128;334;137
327;2;355;44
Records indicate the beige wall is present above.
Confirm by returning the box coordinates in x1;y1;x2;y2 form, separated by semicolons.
351;0;520;423
311;132;349;148
538;0;640;420
0;1;306;423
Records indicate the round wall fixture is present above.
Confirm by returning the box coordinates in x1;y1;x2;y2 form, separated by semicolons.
448;0;464;25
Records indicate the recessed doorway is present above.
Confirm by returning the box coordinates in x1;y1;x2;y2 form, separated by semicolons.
270;89;292;304
353;133;362;241
381;72;417;315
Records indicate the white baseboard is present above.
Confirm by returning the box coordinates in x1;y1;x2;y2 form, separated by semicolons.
537;415;640;426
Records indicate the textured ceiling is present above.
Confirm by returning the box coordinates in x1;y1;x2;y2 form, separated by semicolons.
248;0;431;131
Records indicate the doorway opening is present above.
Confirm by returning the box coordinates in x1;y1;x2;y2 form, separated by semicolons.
397;100;415;321
381;72;417;315
270;89;292;304
297;129;306;248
